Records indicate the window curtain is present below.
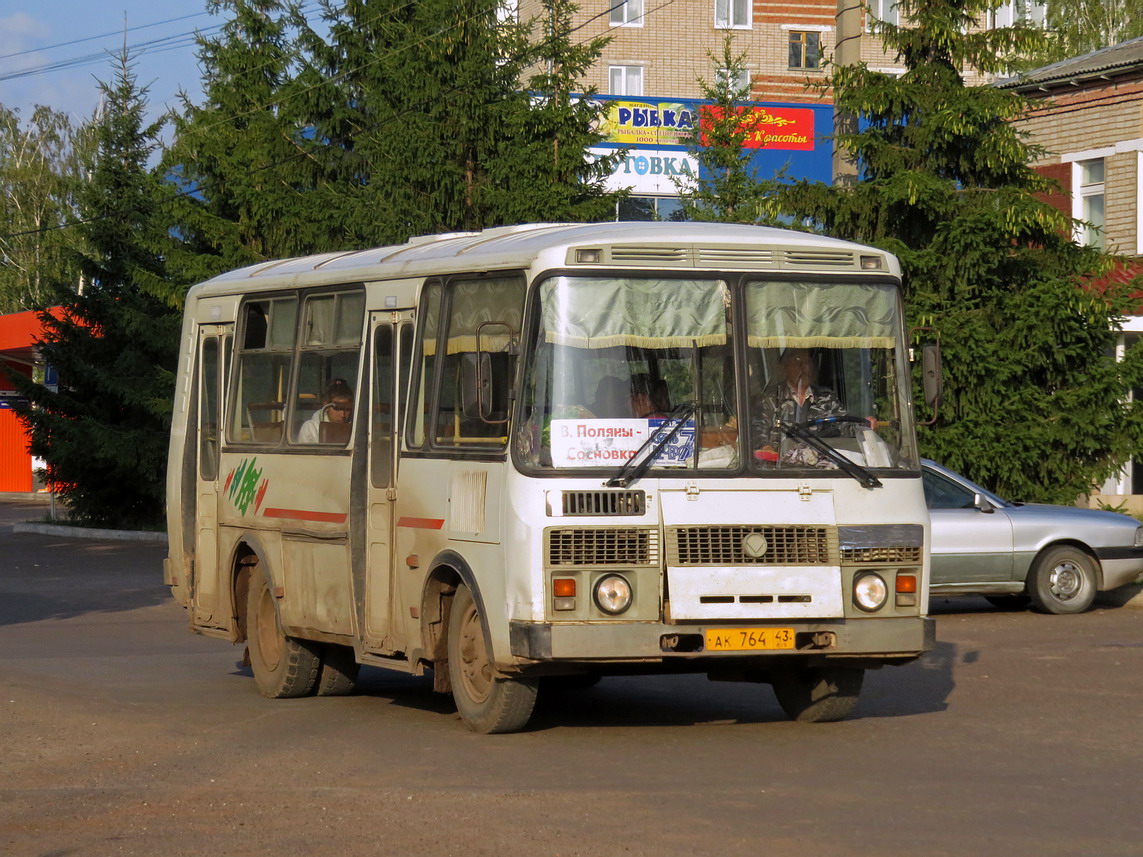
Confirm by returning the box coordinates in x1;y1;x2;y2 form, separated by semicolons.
745;281;897;349
540;277;729;349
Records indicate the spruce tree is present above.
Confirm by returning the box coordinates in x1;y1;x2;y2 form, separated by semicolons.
675;36;782;224
164;0;325;278
294;0;619;245
774;0;1143;503
13;53;180;528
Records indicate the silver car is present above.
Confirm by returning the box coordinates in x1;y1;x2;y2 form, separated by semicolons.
923;459;1143;614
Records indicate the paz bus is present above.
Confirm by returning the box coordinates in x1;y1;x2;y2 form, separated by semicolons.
164;222;936;733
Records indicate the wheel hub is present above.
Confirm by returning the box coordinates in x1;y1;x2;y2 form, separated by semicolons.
1049;562;1082;600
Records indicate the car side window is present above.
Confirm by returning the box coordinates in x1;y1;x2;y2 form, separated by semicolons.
922;469;977;510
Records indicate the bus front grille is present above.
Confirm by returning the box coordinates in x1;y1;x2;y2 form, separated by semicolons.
561;490;646;517
669;525;836;566
841;546;923;563
546;527;660;567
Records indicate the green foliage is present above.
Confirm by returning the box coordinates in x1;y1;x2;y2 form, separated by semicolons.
290;0;619;245
675;36;783;224
163;0;330;279
774;0;1143;504
12;53;181;528
0;105;92;312
1020;0;1143;69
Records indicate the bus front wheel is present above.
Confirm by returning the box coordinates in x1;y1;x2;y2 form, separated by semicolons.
771;666;864;723
447;584;538;733
246;572;321;698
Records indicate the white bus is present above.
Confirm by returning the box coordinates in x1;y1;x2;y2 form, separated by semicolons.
165;222;935;733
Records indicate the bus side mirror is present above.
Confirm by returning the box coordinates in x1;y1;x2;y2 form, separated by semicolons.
911;327;942;427
922;343;942;409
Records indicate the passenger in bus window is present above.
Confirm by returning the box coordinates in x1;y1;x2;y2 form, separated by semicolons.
298;378;354;443
630;374;669;419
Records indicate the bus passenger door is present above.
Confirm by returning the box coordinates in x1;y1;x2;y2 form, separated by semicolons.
193;324;230;627
363;313;413;651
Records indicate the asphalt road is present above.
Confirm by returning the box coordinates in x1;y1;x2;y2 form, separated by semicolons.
2;498;1142;857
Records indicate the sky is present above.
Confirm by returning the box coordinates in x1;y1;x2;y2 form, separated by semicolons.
0;2;227;124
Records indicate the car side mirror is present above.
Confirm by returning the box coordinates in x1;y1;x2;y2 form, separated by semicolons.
974;492;995;513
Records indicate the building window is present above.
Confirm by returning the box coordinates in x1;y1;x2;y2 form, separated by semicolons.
610;0;644;26
990;0;1047;28
618;197;688;221
609;65;644;96
788;32;821;69
716;67;751;94
867;0;899;29
715;0;750;28
1074;158;1105;250
495;0;518;23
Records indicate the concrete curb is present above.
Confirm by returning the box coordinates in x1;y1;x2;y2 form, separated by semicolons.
11;522;168;544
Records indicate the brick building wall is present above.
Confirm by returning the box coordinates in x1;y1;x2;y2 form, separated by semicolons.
1017;77;1143;257
519;0;994;104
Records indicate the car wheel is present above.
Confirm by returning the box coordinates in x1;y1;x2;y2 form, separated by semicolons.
771;666;864;723
984;594;1031;611
246;573;321;698
1028;546;1098;615
447;584;538;733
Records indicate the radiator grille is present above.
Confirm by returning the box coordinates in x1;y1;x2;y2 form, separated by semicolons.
841;545;922;564
546;527;659;567
561;490;646;517
669;525;836;566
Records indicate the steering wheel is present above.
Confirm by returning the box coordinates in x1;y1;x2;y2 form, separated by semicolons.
801;415;870;435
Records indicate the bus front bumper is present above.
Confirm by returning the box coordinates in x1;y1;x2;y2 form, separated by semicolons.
508;616;934;665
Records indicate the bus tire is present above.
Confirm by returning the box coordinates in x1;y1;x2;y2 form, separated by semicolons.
1028;546;1097;615
316;644;360;697
246;573;321;699
771;666;864;723
447;584;538;734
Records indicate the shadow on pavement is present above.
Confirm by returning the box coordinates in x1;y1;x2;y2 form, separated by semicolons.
0;534;169;626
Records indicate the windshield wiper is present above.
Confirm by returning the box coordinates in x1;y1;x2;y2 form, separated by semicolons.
606;401;698;489
779;420;882;489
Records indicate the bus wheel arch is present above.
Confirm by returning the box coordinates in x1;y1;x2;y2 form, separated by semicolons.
226;538;321;699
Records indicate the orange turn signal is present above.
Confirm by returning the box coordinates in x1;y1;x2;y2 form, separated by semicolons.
896;574;917;593
553;578;577;598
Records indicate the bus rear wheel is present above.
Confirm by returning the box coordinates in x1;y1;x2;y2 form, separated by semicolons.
447;584;538;734
771;666;864;723
316;643;360;697
246;573;321;698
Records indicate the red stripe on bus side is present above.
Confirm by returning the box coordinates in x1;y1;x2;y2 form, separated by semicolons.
262;508;348;524
397;516;445;530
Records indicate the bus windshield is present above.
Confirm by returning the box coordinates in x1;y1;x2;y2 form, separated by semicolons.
515;275;919;476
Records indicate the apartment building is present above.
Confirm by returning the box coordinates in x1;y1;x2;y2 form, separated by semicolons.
517;0;1038;214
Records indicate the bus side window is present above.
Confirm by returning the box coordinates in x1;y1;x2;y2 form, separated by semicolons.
290;291;364;446
431;275;525;448
199;337;220;480
231;298;297;444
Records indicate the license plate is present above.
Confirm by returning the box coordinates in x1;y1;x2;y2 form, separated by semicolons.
705;628;796;651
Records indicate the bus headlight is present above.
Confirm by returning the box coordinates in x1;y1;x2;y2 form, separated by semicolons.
853;572;888;612
593;574;633;615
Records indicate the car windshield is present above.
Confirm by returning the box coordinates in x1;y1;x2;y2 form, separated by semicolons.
514;275;919;476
